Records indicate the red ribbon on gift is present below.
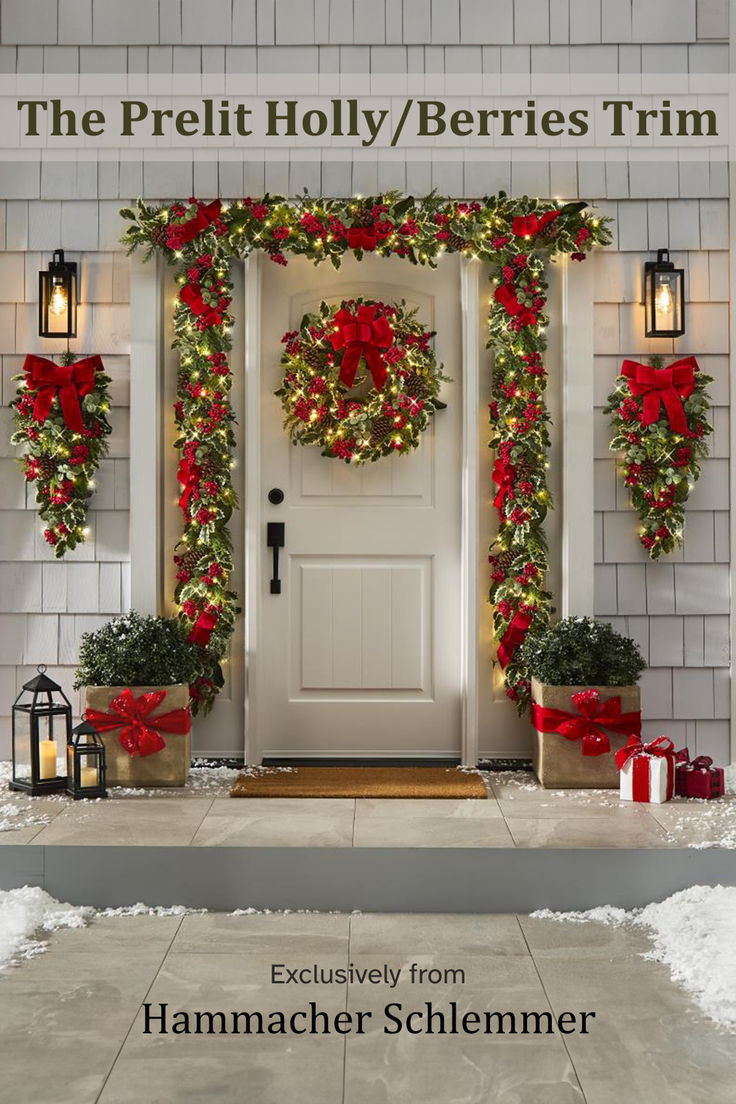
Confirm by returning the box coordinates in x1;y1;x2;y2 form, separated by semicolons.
330;304;395;391
497;610;532;668
86;688;190;759
531;689;642;757
621;356;697;435
492;456;516;510
179;282;225;327
188;607;218;646
177;200;222;245
23;354;101;434
493;284;537;328
347;226;377;252
512;211;560;238
615;735;675;801
177;456;200;514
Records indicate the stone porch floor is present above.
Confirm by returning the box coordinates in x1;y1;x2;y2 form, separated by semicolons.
1;908;735;1103
2;767;736;849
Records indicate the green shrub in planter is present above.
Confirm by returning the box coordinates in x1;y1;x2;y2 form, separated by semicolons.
73;611;211;691
518;616;646;688
519;617;646;789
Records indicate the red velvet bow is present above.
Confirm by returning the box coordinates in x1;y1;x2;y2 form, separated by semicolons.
86;689;190;759
497;610;532;668
492;456;516;511
512;211;560;238
177;200;222;245
188;608;218;646
347;226;377;252
179;283;225;327
330;305;395;391
493;284;537;328
615;734;674;770
177;456;200;514
676;748;714;771
621;357;697;435
532;689;642;757
23;354;101;434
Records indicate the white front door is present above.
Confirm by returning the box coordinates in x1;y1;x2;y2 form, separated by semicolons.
251;253;463;759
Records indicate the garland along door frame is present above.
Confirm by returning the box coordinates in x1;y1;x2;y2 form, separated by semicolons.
128;218;596;766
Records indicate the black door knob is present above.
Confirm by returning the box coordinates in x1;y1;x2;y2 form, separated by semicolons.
268;488;285;505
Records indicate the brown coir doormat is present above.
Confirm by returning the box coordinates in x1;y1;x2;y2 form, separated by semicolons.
230;766;488;799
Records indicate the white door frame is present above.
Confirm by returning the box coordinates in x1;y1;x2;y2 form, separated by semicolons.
129;249;595;765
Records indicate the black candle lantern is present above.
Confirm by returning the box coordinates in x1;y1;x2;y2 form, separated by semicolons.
39;249;78;339
644;249;685;338
10;665;71;795
66;719;107;800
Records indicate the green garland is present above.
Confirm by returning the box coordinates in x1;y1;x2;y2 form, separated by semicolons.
604;355;712;559
11;352;112;558
122;192;610;713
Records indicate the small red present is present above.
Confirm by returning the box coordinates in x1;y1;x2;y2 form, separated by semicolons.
675;749;725;800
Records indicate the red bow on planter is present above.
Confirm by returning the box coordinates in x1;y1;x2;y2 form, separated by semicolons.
330;305;395;391
493;284;537;328
177;456;200;514
23;354;102;434
347;226;377;252
497;610;532;668
614;734;674;769
621;356;697;435
531;689;642;757
86;689;191;759
512;211;560;238
177;199;222;245
188;607;218;646
492;456;516;510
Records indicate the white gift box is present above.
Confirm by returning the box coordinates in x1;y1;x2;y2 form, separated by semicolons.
619;754;673;804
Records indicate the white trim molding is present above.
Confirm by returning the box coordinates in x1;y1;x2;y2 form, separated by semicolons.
460;260;481;766
243;252;263;765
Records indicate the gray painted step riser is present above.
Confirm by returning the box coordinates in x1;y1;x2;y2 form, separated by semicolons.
2;847;736;912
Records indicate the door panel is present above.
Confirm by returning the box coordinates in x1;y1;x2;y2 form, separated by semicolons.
255;253;461;758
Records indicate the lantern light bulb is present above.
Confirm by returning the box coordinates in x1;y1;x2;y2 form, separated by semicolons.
49;281;68;317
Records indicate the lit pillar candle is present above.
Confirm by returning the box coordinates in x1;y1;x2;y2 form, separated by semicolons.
39;740;58;780
79;765;98;787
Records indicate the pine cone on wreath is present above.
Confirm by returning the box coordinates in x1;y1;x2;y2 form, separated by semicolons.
198;455;219;481
494;549;516;574
370;414;394;445
639;459;659;485
445;232;470;252
302;346;324;369
513;458;533;483
36;456;57;480
405;371;427;398
150;224;168;249
180;548;202;576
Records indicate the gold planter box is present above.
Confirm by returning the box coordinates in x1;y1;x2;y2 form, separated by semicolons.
85;685;191;788
531;678;641;789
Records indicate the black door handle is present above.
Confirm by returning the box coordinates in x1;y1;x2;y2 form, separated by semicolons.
267;522;285;594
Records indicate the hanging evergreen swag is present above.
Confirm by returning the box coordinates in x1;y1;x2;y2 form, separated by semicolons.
122;192;610;712
12;352;112;557
277;298;447;463
604;355;712;559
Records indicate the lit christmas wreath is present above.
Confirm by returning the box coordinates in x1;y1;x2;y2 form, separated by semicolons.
276;298;447;463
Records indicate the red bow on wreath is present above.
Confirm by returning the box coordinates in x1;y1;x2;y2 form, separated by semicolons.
177;456;200;514
177;199;222;245
23;354;101;434
330;304;395;391
347;226;377;252
492;456;516;510
497;610;532;668
179;282;225;327
188;607;218;647
531;689;642;757
512;211;560;238
86;689;191;759
493;284;537;328
621;356;697;435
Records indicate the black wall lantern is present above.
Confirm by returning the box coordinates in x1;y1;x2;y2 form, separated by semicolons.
644;249;685;338
39;249;78;339
10;665;71;795
66;719;107;800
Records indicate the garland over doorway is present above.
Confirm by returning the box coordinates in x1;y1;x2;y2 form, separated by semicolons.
123;193;610;713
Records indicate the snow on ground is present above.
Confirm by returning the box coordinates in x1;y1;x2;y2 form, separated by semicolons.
0;887;92;970
534;885;736;1030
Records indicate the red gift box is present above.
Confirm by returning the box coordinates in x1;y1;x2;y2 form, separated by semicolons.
675;749;725;800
